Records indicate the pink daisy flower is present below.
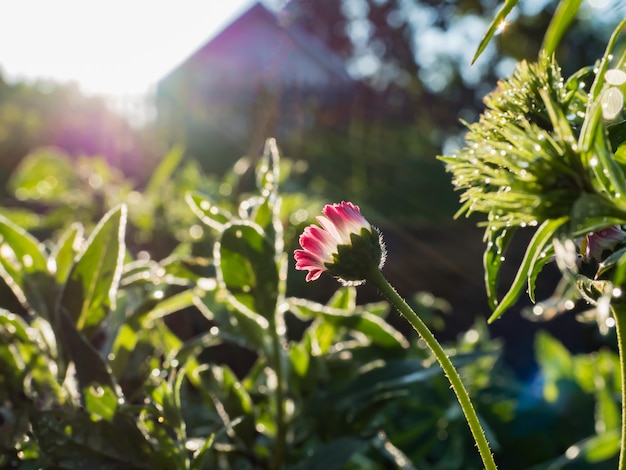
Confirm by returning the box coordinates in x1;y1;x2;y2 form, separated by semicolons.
294;202;385;285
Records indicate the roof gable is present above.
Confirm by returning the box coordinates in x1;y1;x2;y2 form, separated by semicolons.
162;2;352;89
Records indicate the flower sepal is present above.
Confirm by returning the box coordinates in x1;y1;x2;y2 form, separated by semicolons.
325;227;385;286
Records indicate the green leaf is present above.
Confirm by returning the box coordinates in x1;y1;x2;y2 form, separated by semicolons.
143;289;197;322
610;248;626;287
31;408;157;469
0;309;33;344
195;288;269;351
544;430;620;467
328;287;357;310
289;298;408;348
51;223;84;285
190;416;244;470
587;19;626;103
289;341;310;377
488;217;569;323
257;138;280;195
472;0;518;65
59;205;127;332
609;121;626;152
570;193;626;235
109;323;139;379
540;0;583;56
331;351;494;412
596;246;626;281
583;430;620;463
595;385;620;433
200;365;255;442
527;243;555;303
170;329;223;366
217;222;278;321
536;330;572;378
7;147;80;203
145;145;185;197
132;145;185;234
186;191;232;231
0;213;52;316
84;384;118;422
58;308;116;392
585;121;626;200
0;215;48;272
483;227;516;310
535;330;572;402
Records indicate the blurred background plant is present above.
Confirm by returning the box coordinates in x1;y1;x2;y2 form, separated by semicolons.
0;0;625;468
0;137;622;469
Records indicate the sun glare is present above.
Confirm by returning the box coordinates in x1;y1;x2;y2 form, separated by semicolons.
495;20;509;35
0;0;255;98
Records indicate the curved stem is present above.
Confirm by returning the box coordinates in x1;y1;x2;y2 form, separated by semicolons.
367;267;497;470
611;304;626;470
270;318;286;470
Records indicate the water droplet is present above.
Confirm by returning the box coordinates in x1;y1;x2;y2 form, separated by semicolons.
601;87;624;120
605;69;626;86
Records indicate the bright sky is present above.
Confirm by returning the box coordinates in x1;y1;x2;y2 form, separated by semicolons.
0;0;262;98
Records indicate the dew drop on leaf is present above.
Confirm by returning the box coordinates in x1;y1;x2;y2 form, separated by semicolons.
601;87;624;120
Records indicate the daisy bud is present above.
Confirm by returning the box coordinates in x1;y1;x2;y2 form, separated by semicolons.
294;201;386;285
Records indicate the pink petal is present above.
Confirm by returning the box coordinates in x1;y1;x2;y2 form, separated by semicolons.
299;226;335;260
294;249;326;282
324;202;369;240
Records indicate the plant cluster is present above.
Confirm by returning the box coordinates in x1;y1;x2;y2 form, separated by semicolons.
441;2;626;467
1;0;626;468
0;140;501;469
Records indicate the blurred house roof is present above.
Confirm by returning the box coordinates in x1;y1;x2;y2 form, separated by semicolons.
159;1;353;93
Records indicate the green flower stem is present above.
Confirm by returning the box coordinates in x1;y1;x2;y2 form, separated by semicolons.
611;304;626;470
367;267;497;470
269;319;286;470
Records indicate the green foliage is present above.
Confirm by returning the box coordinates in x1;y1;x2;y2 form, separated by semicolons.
442;17;626;322
0;3;624;468
0;131;622;468
522;331;621;469
0;137;505;469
